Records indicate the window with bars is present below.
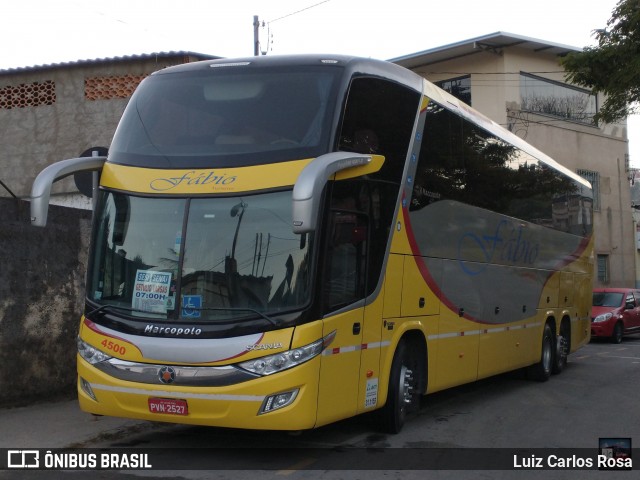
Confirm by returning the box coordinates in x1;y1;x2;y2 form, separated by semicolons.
597;254;609;283
577;169;600;212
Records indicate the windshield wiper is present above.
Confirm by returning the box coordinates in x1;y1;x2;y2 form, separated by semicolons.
198;307;278;326
86;304;278;327
85;304;143;317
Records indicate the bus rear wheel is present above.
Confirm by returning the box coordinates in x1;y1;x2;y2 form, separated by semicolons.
527;323;553;382
379;340;419;434
552;321;570;375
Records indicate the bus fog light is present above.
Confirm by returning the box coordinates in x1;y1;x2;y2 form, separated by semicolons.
259;389;299;414
80;377;97;401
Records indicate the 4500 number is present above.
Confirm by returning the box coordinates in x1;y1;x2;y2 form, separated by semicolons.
101;339;126;355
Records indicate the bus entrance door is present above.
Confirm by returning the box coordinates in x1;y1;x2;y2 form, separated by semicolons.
315;209;368;427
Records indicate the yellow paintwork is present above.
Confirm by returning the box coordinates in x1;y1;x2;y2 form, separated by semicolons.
389;209;413;255
355;292;385;415
99;154;385;195
315;309;363;426
383;254;403;319
401;255;440;317
79;199;593;430
333;154;386;181
78;319;330;430
99;159;313;194
78;354;321;430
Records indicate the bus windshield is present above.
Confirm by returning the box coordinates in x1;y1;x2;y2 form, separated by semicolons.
87;190;312;322
108;65;340;168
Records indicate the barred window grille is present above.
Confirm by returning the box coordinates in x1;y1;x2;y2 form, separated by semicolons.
597;254;609;283
577;169;600;212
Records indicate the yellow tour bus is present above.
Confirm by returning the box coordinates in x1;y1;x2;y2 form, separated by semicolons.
31;55;593;433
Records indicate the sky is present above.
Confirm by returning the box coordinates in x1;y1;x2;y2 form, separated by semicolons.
3;0;637;165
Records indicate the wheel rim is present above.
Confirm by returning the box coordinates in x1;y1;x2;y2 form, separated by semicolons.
542;335;552;373
398;365;414;416
558;335;568;365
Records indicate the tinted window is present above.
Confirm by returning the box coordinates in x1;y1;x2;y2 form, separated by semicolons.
326;77;419;309
412;100;593;237
110;66;341;168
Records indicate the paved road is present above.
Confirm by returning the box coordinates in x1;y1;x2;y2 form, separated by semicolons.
1;337;638;479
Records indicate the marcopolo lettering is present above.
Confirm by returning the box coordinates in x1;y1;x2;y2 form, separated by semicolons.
144;324;203;336
150;171;237;191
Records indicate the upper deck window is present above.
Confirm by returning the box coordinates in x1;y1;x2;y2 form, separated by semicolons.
109;65;342;168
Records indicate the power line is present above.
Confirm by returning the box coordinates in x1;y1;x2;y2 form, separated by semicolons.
267;0;332;24
255;1;332;55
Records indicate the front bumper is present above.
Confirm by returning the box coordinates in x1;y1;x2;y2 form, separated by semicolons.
590;320;615;338
77;354;320;430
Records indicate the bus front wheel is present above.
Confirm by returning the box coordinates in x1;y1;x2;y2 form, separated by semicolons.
379;340;419;434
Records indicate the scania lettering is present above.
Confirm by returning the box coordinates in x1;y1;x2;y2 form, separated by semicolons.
31;55;593;433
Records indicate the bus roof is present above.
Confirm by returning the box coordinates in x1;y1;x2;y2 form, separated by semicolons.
153;54;424;93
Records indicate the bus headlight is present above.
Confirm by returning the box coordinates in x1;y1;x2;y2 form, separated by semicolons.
77;337;112;364
237;330;336;376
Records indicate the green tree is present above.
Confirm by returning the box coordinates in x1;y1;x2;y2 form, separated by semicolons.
561;0;640;123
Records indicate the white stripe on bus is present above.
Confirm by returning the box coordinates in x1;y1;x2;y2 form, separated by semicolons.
325;322;544;353
322;340;391;356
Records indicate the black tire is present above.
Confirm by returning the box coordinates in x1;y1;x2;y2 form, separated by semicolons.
379;340;419;434
527;323;553;382
552;322;570;375
611;322;623;344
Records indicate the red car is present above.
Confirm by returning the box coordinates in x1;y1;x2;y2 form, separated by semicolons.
592;288;640;343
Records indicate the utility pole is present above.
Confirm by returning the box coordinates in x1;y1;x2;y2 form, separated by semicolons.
253;15;259;56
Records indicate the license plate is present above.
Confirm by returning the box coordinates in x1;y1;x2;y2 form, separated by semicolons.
148;397;188;416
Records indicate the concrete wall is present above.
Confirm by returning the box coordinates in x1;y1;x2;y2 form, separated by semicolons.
0;53;213;201
0;198;90;406
0;53;214;407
